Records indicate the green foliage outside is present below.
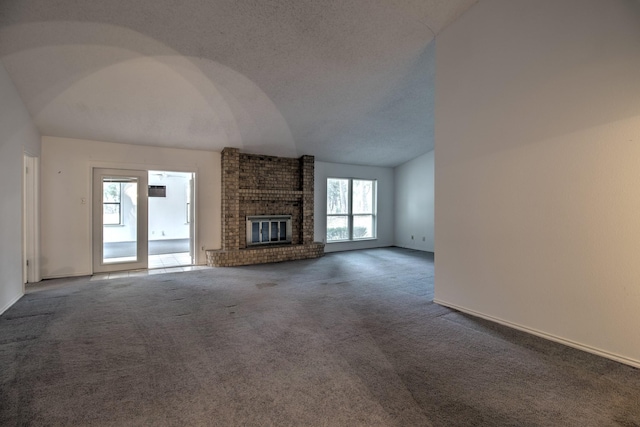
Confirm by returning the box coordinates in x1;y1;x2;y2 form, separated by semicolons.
327;226;368;241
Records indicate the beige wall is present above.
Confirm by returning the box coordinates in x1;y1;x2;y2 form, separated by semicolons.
435;0;640;367
41;136;221;278
394;150;434;252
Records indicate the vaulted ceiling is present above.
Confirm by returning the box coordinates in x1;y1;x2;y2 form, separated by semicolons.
0;0;477;166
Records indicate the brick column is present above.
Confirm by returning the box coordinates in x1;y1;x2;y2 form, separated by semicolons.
300;155;315;244
221;147;240;250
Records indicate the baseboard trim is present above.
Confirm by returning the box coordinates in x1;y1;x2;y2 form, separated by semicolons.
0;293;24;316
392;244;434;253
42;271;92;280
434;298;640;369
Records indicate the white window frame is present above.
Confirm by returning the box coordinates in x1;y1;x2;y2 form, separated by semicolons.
326;178;377;242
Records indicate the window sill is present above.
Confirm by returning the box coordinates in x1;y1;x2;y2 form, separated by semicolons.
326;238;377;244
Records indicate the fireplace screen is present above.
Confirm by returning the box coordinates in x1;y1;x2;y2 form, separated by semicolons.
246;215;292;246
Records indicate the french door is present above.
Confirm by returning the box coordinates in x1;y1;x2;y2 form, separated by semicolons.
92;168;148;273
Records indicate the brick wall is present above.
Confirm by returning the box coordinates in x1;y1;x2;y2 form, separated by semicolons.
221;147;240;251
207;148;324;266
239;153;301;191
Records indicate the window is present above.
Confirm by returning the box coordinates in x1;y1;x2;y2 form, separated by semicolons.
327;178;376;242
103;182;123;225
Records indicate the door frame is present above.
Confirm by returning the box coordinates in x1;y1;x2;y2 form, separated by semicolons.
188;173;196;265
92;168;149;273
147;170;197;266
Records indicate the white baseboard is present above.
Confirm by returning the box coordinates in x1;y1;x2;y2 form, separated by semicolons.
434;298;640;369
42;271;92;280
0;293;24;316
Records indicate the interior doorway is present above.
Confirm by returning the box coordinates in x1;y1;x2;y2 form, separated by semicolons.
147;171;195;269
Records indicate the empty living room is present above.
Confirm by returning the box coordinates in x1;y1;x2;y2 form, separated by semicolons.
1;0;640;425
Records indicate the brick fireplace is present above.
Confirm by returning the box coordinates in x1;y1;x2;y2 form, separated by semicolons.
206;147;325;267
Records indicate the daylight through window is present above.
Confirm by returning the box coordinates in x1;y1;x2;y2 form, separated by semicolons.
103;182;123;225
327;178;376;242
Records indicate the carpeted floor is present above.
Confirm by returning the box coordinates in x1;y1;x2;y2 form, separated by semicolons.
1;248;639;426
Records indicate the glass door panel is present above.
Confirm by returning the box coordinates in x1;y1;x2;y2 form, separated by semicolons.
251;222;260;244
261;221;269;243
279;221;287;240
102;177;138;264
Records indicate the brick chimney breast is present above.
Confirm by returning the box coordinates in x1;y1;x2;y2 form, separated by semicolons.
207;148;324;267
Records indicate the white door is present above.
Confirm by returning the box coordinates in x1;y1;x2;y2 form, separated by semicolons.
93;168;148;272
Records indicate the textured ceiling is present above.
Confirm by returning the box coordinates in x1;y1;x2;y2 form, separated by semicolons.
0;0;477;167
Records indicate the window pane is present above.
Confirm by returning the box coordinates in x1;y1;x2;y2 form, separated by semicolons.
103;182;121;203
103;182;122;225
353;215;374;239
327;216;349;241
103;203;121;225
353;180;373;214
327;178;349;214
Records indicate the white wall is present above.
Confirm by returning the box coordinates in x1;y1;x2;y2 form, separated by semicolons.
435;0;640;367
0;62;41;314
41;136;221;278
394;150;434;252
314;161;394;252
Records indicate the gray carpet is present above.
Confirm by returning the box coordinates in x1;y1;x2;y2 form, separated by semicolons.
1;248;639;426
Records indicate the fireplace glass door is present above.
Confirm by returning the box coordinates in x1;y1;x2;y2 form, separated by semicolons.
247;216;292;246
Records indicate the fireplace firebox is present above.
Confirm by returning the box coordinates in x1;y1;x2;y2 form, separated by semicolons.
246;215;292;246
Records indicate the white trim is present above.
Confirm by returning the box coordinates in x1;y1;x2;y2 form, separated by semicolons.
92;168;149;273
0;294;23;316
23;155;27;286
434;299;640;369
326;177;377;242
42;271;92;280
326;237;378;244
